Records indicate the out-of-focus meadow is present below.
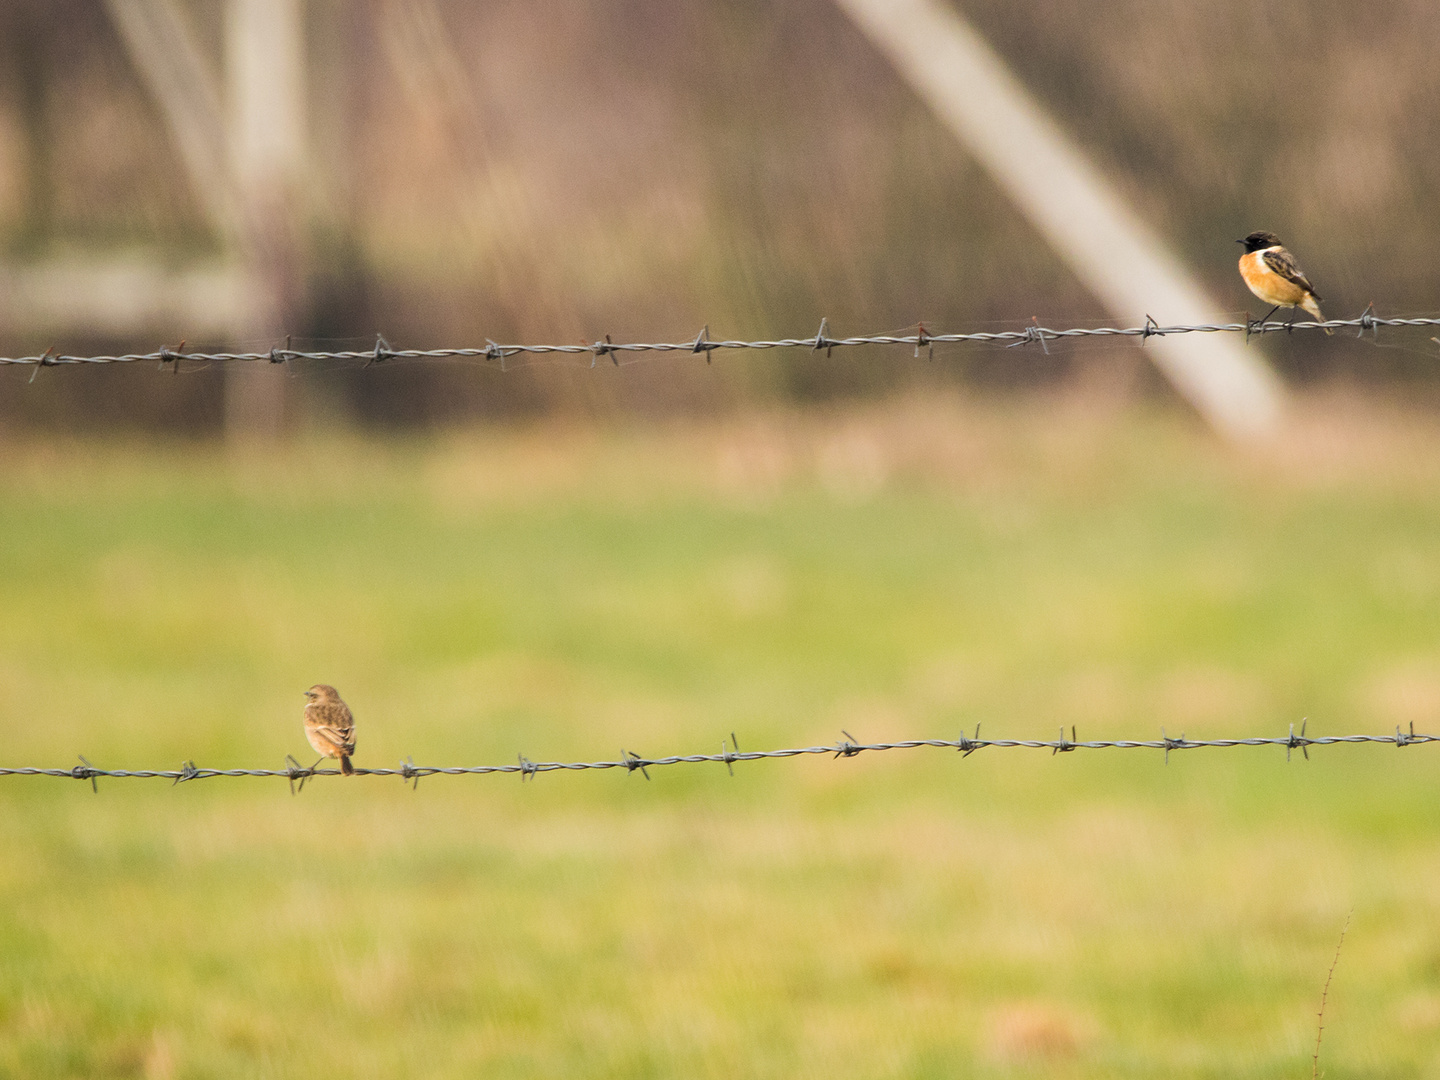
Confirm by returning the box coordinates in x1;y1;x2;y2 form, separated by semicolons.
2;1;1440;1077
4;395;1440;1077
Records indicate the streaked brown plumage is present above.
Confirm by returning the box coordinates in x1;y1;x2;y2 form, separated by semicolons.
1236;230;1332;334
303;684;356;775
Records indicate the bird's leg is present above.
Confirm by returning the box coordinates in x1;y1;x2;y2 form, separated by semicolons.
310;756;325;777
1244;306;1278;336
1287;306;1301;333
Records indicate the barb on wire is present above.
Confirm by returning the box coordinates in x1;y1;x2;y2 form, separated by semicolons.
72;755;99;792
283;753;315;795
915;322;933;360
592;335;620;367
813;317;835;357
1288;718;1309;762
27;346;54;383
622;748;652;780
1006;316;1050;354
173;760;200;786
721;732;739;776
2;724;1435;788
368;334;393;367
3;311;1438;370
692;325;715;364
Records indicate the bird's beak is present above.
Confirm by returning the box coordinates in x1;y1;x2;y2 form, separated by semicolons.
1235;238;1244;244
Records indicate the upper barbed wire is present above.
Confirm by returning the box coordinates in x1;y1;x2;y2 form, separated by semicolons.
2;722;1432;791
3;309;1437;369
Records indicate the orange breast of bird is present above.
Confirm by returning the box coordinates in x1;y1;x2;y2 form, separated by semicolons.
1239;250;1306;307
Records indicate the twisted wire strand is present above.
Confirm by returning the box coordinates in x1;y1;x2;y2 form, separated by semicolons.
2;312;1435;369
4;725;1432;788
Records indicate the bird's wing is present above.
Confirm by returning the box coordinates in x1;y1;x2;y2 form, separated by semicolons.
1263;248;1320;299
310;724;356;754
307;700;356;753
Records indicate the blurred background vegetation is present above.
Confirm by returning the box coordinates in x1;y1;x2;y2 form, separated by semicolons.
0;0;1436;432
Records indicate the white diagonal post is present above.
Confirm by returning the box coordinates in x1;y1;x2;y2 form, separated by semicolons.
835;0;1285;439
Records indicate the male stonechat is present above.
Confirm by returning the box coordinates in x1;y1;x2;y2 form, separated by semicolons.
303;684;356;775
1237;231;1332;334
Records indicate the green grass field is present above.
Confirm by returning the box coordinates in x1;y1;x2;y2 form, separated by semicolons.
3;392;1440;1078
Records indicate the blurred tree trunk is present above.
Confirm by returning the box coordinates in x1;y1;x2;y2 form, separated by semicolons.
224;0;308;443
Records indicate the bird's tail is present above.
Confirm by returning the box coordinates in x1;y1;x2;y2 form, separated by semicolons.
341;756;354;776
1301;294;1332;335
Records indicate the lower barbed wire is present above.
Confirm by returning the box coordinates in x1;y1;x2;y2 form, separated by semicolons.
1;727;1433;785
